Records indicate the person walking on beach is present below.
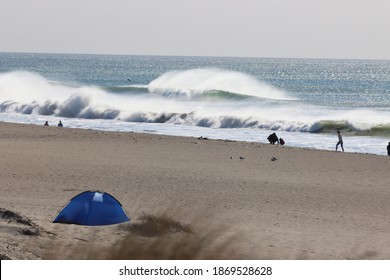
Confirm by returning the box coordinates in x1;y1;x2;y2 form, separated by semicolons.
387;142;390;156
336;130;344;152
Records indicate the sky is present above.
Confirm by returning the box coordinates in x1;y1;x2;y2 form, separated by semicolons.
1;0;390;60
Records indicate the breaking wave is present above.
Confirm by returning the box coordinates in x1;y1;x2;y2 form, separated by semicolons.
1;70;390;136
147;68;290;100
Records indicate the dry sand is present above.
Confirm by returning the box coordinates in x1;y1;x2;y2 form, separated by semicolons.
1;121;390;260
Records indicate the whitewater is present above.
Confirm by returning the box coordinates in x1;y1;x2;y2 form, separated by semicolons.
0;53;389;155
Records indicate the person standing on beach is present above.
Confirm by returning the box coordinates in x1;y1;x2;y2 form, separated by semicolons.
387;142;390;156
58;120;63;127
336;130;344;152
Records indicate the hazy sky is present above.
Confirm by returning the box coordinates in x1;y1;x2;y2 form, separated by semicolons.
1;0;389;59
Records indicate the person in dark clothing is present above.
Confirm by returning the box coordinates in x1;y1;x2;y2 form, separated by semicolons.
336;130;344;152
387;142;390;156
267;132;279;145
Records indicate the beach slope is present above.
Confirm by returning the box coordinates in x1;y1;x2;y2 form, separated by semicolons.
1;121;390;259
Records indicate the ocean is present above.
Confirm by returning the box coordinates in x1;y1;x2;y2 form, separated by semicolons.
0;52;389;155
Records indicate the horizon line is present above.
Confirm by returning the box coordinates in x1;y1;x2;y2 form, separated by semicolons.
1;50;389;62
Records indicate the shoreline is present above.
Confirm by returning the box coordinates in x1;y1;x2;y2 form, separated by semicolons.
0;116;389;157
1;121;390;259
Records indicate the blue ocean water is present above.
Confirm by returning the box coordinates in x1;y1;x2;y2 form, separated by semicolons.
0;52;389;155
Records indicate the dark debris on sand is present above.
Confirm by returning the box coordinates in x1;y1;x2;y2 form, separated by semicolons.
0;208;55;236
0;208;35;227
0;253;12;260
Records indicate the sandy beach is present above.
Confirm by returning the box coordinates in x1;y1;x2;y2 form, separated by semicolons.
1;121;390;260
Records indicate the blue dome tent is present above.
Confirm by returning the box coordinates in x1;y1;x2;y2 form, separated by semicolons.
53;191;130;226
